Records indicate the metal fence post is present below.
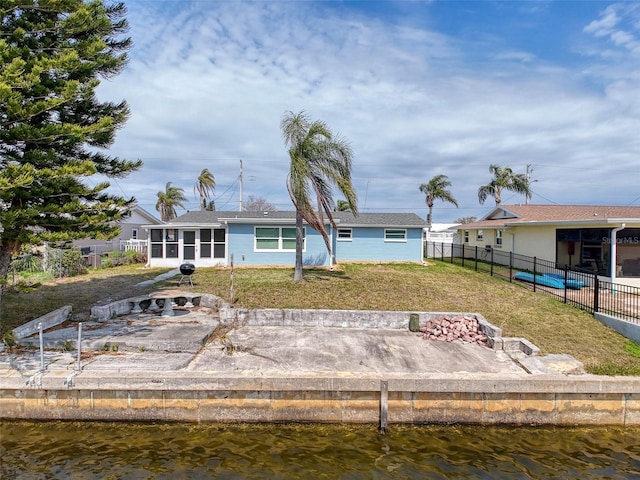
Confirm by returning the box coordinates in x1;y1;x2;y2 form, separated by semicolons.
533;257;537;292
474;246;478;272
39;322;44;372
490;248;494;276
563;265;568;304
594;276;599;313
461;243;465;267
77;322;82;371
509;251;513;282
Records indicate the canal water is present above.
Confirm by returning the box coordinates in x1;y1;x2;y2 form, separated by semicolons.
2;421;640;479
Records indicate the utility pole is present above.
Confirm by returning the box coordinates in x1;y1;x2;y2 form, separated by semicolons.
239;159;243;212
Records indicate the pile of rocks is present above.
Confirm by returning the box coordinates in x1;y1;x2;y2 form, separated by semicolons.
417;314;489;346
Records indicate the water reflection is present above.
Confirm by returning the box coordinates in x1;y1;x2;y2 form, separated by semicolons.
2;421;640;479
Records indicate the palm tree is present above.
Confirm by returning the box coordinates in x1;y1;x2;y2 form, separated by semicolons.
418;175;458;226
477;164;531;205
281;110;357;281
155;182;187;222
194;168;215;211
334;199;351;212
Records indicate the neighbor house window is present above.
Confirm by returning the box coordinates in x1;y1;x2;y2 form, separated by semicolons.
337;228;352;241
131;228;138;240
255;227;304;251
464;231;469;243
384;229;407;242
495;230;503;246
477;230;484;241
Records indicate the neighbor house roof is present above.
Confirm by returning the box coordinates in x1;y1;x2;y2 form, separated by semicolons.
129;205;161;224
459;205;640;230
152;210;426;228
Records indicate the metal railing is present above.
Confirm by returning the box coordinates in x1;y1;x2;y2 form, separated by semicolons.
426;241;640;324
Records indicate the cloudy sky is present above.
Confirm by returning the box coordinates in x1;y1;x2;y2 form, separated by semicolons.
95;0;640;223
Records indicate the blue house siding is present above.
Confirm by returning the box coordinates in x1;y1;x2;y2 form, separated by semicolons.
144;211;426;268
334;227;423;262
227;223;330;266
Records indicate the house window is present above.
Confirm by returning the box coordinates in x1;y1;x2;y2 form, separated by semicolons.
477;230;484;241
200;229;212;258
385;229;407;242
213;228;225;258
150;229;163;258
495;230;503;246
131;228;138;240
464;231;469;243
337;228;352;241
166;229;178;258
255;227;304;251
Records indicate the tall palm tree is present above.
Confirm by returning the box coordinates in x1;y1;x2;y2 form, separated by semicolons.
477;164;531;206
418;175;458;226
281;110;357;281
155;182;187;222
194;168;216;211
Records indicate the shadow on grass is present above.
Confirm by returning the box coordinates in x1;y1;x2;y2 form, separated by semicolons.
0;267;175;331
301;268;350;282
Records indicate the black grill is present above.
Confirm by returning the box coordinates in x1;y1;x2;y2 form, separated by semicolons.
180;263;195;275
178;263;196;287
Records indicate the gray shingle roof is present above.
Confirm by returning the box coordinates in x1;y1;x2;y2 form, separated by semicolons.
168;210;426;227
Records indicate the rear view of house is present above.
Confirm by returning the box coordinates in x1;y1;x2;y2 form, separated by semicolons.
143;211;426;268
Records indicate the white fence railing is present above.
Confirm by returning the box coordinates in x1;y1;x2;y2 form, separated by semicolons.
119;239;147;253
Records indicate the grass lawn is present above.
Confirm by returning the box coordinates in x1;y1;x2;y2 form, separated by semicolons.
2;261;640;376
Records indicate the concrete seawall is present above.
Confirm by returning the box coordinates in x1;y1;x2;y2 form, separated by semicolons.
2;292;640;425
2;374;640;425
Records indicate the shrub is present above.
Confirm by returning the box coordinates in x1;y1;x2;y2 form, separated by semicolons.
100;249;146;268
10;253;43;273
45;247;87;277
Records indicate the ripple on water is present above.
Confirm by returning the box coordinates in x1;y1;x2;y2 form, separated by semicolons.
1;422;640;479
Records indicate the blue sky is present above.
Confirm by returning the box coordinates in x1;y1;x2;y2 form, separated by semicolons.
95;0;640;222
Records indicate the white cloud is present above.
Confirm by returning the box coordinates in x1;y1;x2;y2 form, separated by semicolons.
94;1;640;222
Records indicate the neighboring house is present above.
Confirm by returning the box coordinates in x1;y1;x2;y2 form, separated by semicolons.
74;205;161;260
423;223;461;258
457;204;640;286
142;210;426;268
424;223;460;243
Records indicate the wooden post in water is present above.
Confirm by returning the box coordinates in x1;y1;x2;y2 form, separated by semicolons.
379;380;388;434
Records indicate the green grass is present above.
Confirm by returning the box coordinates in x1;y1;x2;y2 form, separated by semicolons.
2;261;640;376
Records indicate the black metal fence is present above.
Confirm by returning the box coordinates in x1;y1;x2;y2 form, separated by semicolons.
426;241;640;324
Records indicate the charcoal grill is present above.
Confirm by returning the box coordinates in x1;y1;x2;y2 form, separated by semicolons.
178;263;195;287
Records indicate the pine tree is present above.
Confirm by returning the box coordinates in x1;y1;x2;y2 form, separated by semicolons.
0;1;141;288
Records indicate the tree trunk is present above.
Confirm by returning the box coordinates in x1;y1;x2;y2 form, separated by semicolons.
0;241;19;297
293;212;304;282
